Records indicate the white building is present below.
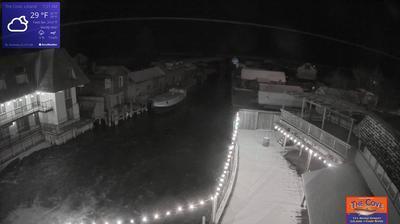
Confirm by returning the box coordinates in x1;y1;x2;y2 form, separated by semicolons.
0;49;92;169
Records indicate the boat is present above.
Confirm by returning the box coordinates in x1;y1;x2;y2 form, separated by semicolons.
151;88;187;113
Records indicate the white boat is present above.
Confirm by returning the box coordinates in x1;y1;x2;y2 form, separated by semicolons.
151;88;186;113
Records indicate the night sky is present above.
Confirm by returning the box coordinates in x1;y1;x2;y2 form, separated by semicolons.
60;0;400;58
3;0;400;71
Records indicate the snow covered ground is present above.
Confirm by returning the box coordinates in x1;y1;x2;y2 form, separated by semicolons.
222;129;305;224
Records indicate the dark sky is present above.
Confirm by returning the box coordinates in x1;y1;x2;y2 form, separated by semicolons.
4;0;400;68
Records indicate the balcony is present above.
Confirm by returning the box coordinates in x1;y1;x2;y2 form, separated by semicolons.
0;100;54;126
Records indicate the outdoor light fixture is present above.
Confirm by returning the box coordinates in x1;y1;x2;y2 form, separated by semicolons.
166;211;171;216
189;204;194;209
177;206;183;212
154;214;159;219
328;163;332;167
199;200;204;205
130;219;134;223
142;216;148;222
117;220;122;224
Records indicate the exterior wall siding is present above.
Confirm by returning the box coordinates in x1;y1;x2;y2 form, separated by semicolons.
358;115;400;190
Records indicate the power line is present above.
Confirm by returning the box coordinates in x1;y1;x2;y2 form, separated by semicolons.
62;17;400;61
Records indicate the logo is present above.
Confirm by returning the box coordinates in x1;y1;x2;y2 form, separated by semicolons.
7;16;29;32
346;196;388;224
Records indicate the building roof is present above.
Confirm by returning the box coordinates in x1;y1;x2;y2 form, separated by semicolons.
259;83;303;93
0;48;89;102
241;68;286;83
303;164;371;224
128;66;165;83
95;65;130;77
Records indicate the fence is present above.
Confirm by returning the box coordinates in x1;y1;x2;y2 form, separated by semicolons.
358;147;400;216
0;127;45;166
280;109;350;159
238;109;281;130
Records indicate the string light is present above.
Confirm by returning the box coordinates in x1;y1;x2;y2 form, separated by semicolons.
62;113;241;224
274;123;336;168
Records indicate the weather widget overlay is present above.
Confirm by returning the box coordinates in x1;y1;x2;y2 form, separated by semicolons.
2;2;60;48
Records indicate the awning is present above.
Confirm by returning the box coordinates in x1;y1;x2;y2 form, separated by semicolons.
302;163;371;224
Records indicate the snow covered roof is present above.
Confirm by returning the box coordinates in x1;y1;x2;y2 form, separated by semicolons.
128;66;165;83
302;164;371;224
0;48;89;103
241;68;286;83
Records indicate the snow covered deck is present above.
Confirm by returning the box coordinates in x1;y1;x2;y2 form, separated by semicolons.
222;129;305;224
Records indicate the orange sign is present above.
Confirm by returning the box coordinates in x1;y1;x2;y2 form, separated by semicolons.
346;196;388;224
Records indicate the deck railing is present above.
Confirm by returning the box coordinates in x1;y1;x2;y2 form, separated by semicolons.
0;100;54;126
212;141;239;224
280;109;350;159
0;127;45;166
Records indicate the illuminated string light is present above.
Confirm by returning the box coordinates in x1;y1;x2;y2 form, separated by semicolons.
63;114;241;224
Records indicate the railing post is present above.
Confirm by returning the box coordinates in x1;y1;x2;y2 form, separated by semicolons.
347;118;354;143
211;195;217;224
321;107;327;130
305;150;312;172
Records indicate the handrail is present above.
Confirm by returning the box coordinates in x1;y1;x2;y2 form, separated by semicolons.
0;100;54;126
213;141;239;224
280;109;350;159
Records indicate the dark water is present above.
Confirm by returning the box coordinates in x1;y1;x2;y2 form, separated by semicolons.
0;73;233;223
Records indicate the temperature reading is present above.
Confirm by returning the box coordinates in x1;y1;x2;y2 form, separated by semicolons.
30;11;48;19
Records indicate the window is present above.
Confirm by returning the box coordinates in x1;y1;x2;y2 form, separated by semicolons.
0;104;5;114
15;67;29;84
119;76;124;87
13;97;27;114
105;78;111;89
16;73;29;84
